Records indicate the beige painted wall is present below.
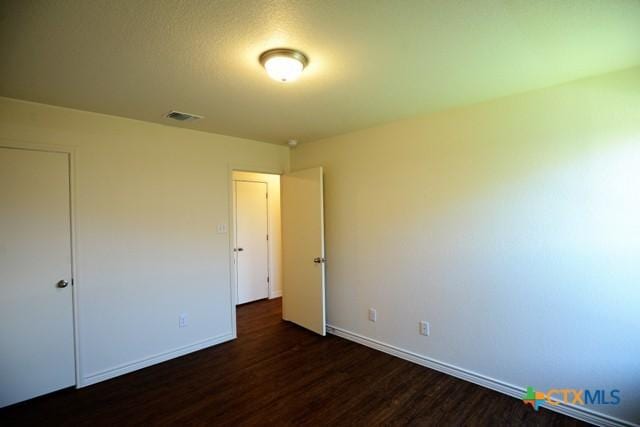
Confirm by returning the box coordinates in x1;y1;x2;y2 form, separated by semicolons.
232;171;282;298
291;67;640;424
2;65;639;423
0;97;288;385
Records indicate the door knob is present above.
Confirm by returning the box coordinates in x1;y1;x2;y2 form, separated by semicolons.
56;280;69;288
313;257;326;264
234;248;244;252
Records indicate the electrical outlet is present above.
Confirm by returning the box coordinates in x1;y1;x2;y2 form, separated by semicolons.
179;313;188;328
368;308;377;322
419;320;430;336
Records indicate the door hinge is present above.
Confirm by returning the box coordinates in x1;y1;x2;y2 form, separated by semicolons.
267;276;270;283
266;234;269;241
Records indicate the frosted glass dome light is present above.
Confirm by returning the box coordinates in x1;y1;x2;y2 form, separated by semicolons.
260;48;309;83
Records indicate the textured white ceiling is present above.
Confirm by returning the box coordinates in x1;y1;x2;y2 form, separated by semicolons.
1;0;639;144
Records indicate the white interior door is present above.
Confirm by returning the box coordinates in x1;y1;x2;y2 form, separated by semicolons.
281;167;326;335
0;147;75;407
234;180;269;304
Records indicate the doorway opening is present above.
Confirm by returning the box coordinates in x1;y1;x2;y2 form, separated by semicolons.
231;171;282;308
230;166;326;338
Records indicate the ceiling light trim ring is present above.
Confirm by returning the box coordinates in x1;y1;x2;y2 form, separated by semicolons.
259;48;309;68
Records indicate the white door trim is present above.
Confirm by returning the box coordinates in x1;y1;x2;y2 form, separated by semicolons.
0;138;81;390
227;164;283;340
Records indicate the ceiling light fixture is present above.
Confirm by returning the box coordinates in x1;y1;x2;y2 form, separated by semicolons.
164;110;203;121
259;48;309;83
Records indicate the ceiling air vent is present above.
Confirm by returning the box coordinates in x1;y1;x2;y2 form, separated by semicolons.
164;110;203;122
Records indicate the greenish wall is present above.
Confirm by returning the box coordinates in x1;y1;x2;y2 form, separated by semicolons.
293;67;640;424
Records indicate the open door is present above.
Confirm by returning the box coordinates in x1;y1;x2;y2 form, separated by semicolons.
281;167;326;335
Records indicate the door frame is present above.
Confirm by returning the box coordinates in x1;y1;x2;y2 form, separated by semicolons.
227;165;283;339
0;138;81;389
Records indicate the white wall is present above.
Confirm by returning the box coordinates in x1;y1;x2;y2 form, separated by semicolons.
232;171;282;298
0;97;288;385
291;67;640;425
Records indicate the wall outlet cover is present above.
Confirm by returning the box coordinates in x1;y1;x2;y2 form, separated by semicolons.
419;320;430;336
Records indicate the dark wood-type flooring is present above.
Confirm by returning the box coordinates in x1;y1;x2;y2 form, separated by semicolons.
1;298;588;426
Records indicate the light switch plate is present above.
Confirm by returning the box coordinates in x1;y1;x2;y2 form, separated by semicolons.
217;223;227;234
179;313;188;328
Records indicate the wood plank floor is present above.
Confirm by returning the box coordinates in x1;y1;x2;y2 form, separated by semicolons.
1;298;588;426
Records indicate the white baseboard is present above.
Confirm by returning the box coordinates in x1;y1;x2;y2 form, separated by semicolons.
269;290;282;299
327;325;636;427
80;332;235;387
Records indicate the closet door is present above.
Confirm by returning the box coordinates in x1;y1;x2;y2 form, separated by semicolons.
0;147;75;407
